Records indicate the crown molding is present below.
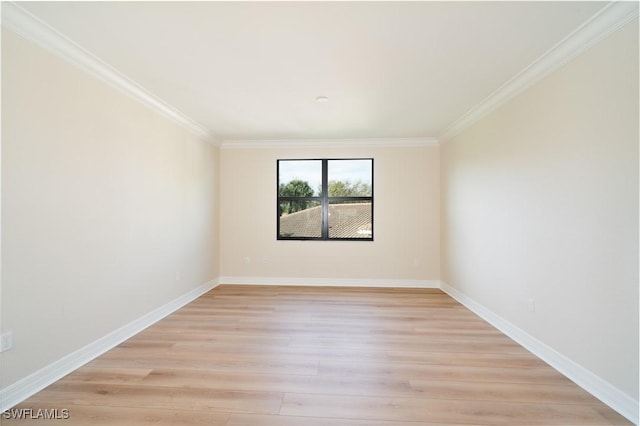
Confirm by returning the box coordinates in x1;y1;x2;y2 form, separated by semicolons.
221;137;440;150
438;1;639;143
2;2;214;143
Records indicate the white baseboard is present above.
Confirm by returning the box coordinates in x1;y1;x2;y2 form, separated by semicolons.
0;279;219;412
439;281;639;425
218;276;440;288
5;277;634;424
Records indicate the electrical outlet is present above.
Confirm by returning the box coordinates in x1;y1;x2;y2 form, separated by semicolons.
175;271;181;281
244;256;251;265
0;332;13;352
528;299;536;313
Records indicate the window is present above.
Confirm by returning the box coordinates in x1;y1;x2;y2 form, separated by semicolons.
277;158;373;241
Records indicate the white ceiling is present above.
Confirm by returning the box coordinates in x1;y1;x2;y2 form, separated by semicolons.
15;1;608;142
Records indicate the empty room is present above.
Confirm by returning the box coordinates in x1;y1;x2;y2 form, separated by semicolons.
1;1;638;425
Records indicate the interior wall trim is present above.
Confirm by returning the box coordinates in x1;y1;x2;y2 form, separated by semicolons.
438;1;639;142
440;281;639;425
220;137;440;150
3;277;635;423
8;0;635;147
0;279;219;412
1;2;214;143
219;276;440;288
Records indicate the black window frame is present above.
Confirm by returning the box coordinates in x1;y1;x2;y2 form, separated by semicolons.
277;158;374;241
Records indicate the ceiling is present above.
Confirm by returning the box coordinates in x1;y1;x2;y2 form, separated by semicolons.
15;1;608;142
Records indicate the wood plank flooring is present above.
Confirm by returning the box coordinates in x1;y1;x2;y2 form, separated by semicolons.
5;285;631;425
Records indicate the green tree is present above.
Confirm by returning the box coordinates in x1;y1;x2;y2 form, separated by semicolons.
279;179;314;214
327;180;371;197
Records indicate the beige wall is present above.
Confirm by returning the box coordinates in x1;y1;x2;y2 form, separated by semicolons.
220;145;439;282
1;29;220;387
441;19;638;399
3;5;637;417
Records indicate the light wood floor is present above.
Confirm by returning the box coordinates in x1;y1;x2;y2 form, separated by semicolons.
7;285;631;425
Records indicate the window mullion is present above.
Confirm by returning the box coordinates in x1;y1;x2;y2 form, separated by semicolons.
321;159;329;239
